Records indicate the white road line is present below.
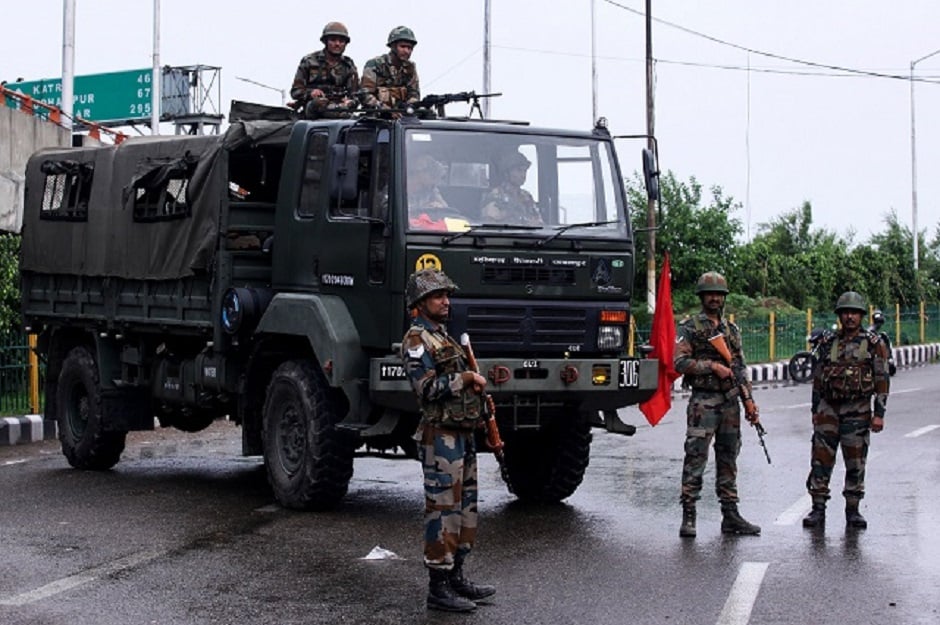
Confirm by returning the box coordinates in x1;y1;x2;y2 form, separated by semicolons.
1;459;28;467
905;424;940;438
774;494;811;526
0;549;164;606
254;503;281;513
716;562;769;625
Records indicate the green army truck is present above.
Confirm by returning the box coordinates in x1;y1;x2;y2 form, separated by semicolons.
20;102;659;509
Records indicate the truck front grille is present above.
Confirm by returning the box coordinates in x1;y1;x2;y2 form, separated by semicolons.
461;304;587;354
482;266;576;285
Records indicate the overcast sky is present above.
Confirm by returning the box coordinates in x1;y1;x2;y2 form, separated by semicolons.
4;1;940;246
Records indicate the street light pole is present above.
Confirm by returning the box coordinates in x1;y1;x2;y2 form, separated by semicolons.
910;47;940;272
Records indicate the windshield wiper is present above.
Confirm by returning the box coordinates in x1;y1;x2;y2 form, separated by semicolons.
441;223;542;245
536;220;619;247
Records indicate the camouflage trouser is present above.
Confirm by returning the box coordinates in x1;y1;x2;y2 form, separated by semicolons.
680;390;742;504
806;397;872;501
417;424;478;570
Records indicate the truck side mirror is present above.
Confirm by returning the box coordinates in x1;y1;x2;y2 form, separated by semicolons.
329;144;360;202
642;147;660;202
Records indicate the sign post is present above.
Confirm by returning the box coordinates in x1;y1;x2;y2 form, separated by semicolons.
4;68;156;125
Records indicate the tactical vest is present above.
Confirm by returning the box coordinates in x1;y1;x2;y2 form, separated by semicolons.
412;326;483;428
683;316;739;392
818;334;875;402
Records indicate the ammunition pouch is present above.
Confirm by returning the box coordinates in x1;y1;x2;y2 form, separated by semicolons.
820;362;875;402
418;331;485;429
685;373;736;395
377;86;408;106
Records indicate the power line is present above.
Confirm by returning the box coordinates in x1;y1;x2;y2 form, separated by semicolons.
601;0;940;84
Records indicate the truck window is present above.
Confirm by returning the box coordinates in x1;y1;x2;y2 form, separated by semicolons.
39;160;93;221
131;153;198;222
299;130;329;218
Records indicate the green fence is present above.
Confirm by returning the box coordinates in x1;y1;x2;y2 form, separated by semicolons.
0;332;42;417
637;303;940;365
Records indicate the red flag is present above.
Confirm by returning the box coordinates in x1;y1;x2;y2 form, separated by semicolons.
639;253;680;426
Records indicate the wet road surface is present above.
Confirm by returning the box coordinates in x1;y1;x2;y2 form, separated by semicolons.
1;365;938;624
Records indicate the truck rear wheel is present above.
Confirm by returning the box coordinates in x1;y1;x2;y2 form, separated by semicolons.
502;411;592;503
56;346;126;470
262;360;355;510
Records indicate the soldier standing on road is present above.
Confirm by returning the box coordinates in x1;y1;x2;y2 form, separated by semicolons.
802;291;889;530
400;269;496;613
360;26;421;109
674;271;762;538
290;21;359;119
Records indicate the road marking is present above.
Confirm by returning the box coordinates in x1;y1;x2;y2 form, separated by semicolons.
775;494;811;526
905;424;940;438
0;549;164;606
1;459;28;467
254;503;281;513
716;561;769;625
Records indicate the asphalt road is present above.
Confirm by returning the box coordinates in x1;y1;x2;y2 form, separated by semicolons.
1;365;938;625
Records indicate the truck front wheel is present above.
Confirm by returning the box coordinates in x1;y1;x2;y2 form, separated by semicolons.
56;346;126;470
502;411;592;503
262;360;355;510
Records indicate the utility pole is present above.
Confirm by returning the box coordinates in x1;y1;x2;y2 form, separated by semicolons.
910;47;940;272
645;0;656;312
151;0;161;135
61;0;75;134
482;0;492;118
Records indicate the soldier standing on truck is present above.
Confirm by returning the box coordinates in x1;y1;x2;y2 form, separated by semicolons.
400;269;496;613
801;291;889;530
290;21;359;119
360;26;420;109
674;271;762;538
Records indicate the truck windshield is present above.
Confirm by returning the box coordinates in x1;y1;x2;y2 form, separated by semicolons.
404;128;627;238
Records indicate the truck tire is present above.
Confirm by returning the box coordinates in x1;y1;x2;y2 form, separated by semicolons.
56;346;126;470
262;360;355;510
502;412;592;503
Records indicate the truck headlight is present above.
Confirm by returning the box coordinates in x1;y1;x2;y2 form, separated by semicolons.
597;325;624;350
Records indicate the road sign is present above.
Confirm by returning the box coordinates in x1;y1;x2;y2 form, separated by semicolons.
4;68;156;124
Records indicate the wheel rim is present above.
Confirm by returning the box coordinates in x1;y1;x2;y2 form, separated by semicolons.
275;398;306;477
66;382;89;439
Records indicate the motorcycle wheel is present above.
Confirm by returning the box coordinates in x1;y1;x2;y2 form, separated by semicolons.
788;351;814;384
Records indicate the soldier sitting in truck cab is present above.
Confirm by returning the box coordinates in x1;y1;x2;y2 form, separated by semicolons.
407;154;469;232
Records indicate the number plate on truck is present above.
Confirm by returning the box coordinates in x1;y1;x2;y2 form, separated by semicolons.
618;359;641;388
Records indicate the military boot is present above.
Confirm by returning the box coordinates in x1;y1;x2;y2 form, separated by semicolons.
802;500;826;528
450;554;496;601
720;503;761;535
427;568;476;612
679;503;697;538
845;499;868;529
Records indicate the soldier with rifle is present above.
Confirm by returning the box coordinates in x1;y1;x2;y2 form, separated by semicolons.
673;271;762;538
360;26;420;110
400;269;496;613
290;21;359;119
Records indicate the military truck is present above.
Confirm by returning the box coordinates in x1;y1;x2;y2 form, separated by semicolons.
20;101;659;509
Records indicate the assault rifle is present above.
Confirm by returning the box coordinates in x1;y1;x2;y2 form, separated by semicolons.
459;333;513;490
708;334;772;464
418;91;501;118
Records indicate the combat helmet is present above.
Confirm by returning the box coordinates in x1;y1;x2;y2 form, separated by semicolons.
834;291;866;313
406;269;457;309
695;271;729;295
387;25;417;47
872;309;885;328
321;21;350;43
497;151;531;172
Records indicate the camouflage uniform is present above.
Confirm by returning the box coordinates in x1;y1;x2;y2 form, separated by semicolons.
290;50;359;114
807;330;889;502
479;183;542;225
674;312;754;504
360;52;420;108
400;315;484;570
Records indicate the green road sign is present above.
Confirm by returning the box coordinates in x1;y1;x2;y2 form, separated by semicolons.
4;68;155;124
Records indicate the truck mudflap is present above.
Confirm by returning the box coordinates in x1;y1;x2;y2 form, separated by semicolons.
369;355;659;411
